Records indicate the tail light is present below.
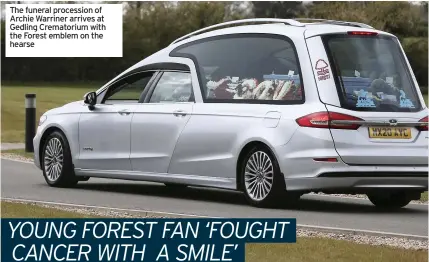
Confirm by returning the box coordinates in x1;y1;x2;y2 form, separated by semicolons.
296;112;363;130
348;31;378;36
417;116;428;131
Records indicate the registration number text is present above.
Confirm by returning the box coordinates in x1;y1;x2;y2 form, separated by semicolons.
368;127;411;139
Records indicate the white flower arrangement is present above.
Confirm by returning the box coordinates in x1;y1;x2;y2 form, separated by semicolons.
273;81;292;100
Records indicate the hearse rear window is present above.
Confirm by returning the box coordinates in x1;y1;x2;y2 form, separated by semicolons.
323;34;421;112
171;34;304;104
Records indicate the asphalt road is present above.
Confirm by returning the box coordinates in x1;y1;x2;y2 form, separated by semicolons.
1;158;427;237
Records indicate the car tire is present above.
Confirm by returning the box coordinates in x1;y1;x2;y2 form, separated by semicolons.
240;146;292;208
367;191;414;209
41;131;78;188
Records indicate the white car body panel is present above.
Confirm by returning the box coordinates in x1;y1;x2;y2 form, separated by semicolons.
131;102;194;173
305;36;341;107
77;103;138;170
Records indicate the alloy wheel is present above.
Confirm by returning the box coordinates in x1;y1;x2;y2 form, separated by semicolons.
244;151;274;201
44;138;64;182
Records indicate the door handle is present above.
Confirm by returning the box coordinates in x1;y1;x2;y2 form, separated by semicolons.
118;109;131;115
173;110;187;117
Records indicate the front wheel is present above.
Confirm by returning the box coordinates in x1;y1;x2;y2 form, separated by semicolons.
367;191;415;209
41;131;78;187
240;146;291;208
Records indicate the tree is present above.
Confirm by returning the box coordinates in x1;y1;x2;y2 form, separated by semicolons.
0;1;427;90
402;37;428;88
306;1;427;38
252;1;304;18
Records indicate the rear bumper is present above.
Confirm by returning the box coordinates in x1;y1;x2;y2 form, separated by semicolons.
274;127;428;192
282;156;428;192
286;175;428;192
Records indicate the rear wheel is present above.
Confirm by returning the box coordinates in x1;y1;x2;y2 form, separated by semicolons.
240;146;295;208
41;131;78;187
367;191;415;209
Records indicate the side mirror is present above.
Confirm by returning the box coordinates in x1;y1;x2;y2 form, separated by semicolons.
83;92;97;107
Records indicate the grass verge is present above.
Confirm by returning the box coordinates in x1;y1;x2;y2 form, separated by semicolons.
2;85;94;142
420;191;428;202
1;201;427;262
1;201;99;218
246;242;427;262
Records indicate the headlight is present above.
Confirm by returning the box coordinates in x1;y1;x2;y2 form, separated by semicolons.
38;115;47;126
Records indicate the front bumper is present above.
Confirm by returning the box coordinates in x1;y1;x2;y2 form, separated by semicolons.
33;129;42;169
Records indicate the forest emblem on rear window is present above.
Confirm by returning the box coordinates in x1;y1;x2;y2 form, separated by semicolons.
315;59;330;81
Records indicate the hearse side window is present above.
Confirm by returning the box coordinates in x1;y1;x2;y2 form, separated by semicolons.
103;71;154;104
171;34;304;104
149;72;193;103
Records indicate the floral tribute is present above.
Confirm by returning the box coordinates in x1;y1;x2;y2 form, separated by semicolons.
206;76;302;101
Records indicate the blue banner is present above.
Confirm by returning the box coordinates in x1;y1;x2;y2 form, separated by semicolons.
2;218;296;262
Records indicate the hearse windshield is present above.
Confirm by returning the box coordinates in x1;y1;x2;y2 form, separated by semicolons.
322;34;421;112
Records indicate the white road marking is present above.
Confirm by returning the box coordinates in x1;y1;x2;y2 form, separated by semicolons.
2;197;427;240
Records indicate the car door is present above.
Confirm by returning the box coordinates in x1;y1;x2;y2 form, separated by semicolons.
76;71;156;171
130;71;194;173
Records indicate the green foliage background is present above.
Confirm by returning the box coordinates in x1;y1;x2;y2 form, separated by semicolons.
1;1;427;89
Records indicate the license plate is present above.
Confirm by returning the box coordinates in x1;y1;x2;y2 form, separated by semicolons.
368;127;411;139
